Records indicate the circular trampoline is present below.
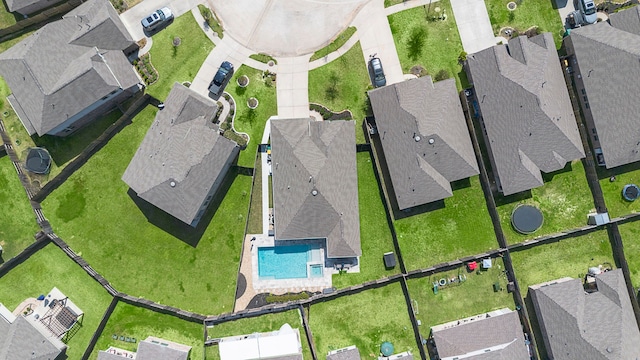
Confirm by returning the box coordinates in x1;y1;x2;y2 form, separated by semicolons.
381;342;394;357
25;148;51;174
623;184;640;201
511;204;544;234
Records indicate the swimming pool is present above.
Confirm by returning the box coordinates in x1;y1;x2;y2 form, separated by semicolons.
258;245;323;279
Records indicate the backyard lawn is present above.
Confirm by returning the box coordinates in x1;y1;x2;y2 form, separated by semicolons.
226;66;277;168
0;155;38;262
146;12;214;100
496;160;595;244
308;41;370;144
333;152;400;288
406;258;516;339
485;0;564;48
394;176;497;271
388;1;469;90
0;243;113;359
599;163;640;218
42;106;252;315
308;283;416;357
89;302;204;360
0;4;19;29
206;310;312;360
618;222;640;289
511;230;615;293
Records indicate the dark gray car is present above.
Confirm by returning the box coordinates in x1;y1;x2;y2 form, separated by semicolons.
208;61;234;95
369;57;386;88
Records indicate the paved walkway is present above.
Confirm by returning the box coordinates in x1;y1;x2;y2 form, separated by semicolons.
450;0;496;54
261;118;272;235
275;56;311;118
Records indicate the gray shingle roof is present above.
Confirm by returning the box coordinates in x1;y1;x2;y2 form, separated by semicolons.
431;309;529;360
529;269;640;360
466;33;584;195
270;118;361;258
368;76;479;209
566;19;640;168
6;0;49;12
0;316;66;360
0;0;138;136
136;340;189;360
326;347;361;360
609;5;640;36
122;83;239;225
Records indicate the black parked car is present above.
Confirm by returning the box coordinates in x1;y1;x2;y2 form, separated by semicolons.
208;61;234;95
369;57;386;88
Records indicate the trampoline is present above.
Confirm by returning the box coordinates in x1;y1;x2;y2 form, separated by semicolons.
511;204;543;234
25;148;51;174
623;184;640;201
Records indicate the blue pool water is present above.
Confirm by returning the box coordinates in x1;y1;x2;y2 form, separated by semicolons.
258;245;310;279
310;264;323;278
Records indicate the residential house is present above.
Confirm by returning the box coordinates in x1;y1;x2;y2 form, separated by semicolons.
215;323;303;360
565;8;640;168
327;345;360;360
122;83;239;227
0;0;141;137
0;306;67;360
368;76;478;210
270;118;361;260
5;0;65;16
430;308;529;359
97;336;192;360
529;269;640;359
465;33;584;195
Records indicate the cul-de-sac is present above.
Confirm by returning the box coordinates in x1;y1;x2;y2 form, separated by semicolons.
1;0;640;359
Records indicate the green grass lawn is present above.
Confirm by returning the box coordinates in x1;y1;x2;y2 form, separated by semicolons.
486;0;564;48
394;176;497;271
511;230;615;293
146;12;214;101
388;1;468;90
310;26;356;61
206;310;312;360
0;156;39;262
599;164;640;218
618;222;640;289
89;302;204;360
42;106;252;315
309;42;370;144
496;161;595;244
406;258;516;339
226;66;277;168
308;283;416;357
0;243;113;359
0;3;19;29
333;152;400;288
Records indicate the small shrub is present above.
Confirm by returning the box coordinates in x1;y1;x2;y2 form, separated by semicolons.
434;69;450;82
173;37;181;47
458;51;467;63
265;292;310;303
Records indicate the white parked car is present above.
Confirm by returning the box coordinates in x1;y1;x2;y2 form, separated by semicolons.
141;7;173;31
577;0;597;25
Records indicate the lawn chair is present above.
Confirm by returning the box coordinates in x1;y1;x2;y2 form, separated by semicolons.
119;336;125;341
112;334;117;340
126;337;131;342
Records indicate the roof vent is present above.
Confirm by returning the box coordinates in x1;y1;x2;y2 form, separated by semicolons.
428;138;435;144
414;135;421;142
606;348;613;353
312;189;318;196
170;181;176;187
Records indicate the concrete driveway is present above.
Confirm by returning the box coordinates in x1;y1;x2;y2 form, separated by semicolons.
352;0;404;86
554;0;576;29
450;0;496;54
120;0;201;41
275;56;311;118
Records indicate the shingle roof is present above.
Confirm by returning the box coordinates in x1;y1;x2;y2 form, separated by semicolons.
5;0;52;13
270;118;361;258
368;76;479;209
566;19;640;168
529;269;640;360
326;347;361;360
0;316;66;360
431;309;529;360
122;83;239;225
609;5;640;36
466;33;584;195
0;0;138;136
136;340;190;360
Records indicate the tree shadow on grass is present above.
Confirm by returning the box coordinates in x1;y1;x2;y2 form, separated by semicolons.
407;26;427;61
127;167;241;247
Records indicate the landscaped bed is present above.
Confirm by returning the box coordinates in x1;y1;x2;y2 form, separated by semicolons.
146;12;214;100
406;257;516;339
308;41;371;144
485;0;564;48
89;302;204;360
42;106;252;315
394;176;497;271
0;156;39;261
226;66;278;168
617;222;640;289
332;152;400;289
0;243;113;359
205;310;312;360
310;26;356;61
599;164;640;218
388;1;468;90
496;161;595;244
308;283;415;357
